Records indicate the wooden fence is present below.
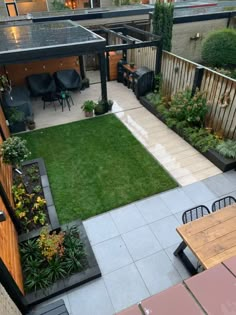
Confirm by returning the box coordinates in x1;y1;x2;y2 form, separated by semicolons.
160;51;236;140
161;51;197;98
125;48;236;139
0;109;24;294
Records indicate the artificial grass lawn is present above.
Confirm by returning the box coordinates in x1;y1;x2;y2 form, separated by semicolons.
20;115;177;223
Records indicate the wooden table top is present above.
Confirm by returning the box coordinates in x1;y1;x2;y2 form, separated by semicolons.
176;204;236;269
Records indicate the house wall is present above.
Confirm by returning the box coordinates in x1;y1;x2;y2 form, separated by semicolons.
0;283;22;315
171;18;229;63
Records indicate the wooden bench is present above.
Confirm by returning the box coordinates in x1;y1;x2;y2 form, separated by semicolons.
28;299;69;315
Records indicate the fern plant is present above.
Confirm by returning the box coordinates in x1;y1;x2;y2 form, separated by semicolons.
216;140;236;159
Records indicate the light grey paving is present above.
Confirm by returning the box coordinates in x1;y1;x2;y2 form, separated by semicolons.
135;195;172;223
122;225;162;261
182;181;217;204
92;236;132;275
203;173;236;197
110;204;145;234
83;213;119;245
68;279;115;315
165;244;198;280
104;264;149;313
223;170;236;186
149;215;181;249
159;188;195;214
135;250;182;295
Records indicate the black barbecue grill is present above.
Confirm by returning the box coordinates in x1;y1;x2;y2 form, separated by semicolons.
133;67;154;99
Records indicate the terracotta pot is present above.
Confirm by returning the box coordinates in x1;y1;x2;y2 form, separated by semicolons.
85;111;93;117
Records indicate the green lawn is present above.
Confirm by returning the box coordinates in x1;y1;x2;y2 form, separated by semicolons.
20;115;177;223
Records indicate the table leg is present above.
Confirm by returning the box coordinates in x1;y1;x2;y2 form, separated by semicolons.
174;241;198;275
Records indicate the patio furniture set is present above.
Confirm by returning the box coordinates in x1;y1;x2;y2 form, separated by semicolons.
1;69;81;132
174;195;236;275
118;256;236;315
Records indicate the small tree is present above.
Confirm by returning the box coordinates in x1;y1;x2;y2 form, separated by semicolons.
201;28;236;67
152;1;174;51
0;136;31;168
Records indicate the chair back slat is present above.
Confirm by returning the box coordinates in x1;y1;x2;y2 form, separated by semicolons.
212;196;236;212
182;205;210;224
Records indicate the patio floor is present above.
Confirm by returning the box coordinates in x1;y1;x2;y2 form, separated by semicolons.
31;81;221;186
32;170;236;315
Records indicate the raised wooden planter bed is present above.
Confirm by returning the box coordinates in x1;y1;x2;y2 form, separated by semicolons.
22;220;101;307
18;158;60;242
139;96;236;172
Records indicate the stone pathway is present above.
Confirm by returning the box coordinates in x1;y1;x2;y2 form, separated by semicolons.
115;107;222;186
33;171;236;315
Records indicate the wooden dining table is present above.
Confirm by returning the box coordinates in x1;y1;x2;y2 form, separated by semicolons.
174;204;236;275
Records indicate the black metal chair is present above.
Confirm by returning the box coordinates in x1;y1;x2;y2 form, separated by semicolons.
54;69;81;91
26;73;56;97
182;205;211;224
212;196;236;212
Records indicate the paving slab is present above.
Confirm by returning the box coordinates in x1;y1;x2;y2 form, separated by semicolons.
68;279;114;315
135;195;172;224
103;264;149;313
122;225;161;261
203;173;236;197
83;213;119;245
92;236;132;275
135;250;182;295
149;215;181;249
110;204;145;234
159;188;195;214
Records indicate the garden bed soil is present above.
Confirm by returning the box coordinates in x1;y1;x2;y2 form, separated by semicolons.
23;220;101;307
139;96;236;172
18;158;59;242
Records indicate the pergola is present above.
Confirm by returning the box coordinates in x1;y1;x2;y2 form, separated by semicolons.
94;24;162;80
0;20;108;100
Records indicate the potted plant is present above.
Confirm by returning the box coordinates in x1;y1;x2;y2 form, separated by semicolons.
95;100;108;116
6;108;26;133
129;62;135;69
0;136;31;170
0;74;11;93
26;117;36;130
81;100;96;117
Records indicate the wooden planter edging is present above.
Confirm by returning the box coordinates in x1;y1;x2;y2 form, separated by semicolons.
139;97;236;172
18;158;60;242
22;220;101;307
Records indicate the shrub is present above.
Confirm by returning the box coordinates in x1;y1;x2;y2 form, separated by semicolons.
183;127;220;153
20;226;87;292
201;29;236;67
164;88;209;128
0;136;30;167
216;140;236;159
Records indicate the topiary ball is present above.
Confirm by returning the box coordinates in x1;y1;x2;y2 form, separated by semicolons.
201;28;236;67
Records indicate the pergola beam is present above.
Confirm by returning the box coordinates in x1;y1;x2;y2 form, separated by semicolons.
100;26;135;44
124;24;161;40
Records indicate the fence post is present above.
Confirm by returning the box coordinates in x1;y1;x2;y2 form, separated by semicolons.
191;66;204;96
